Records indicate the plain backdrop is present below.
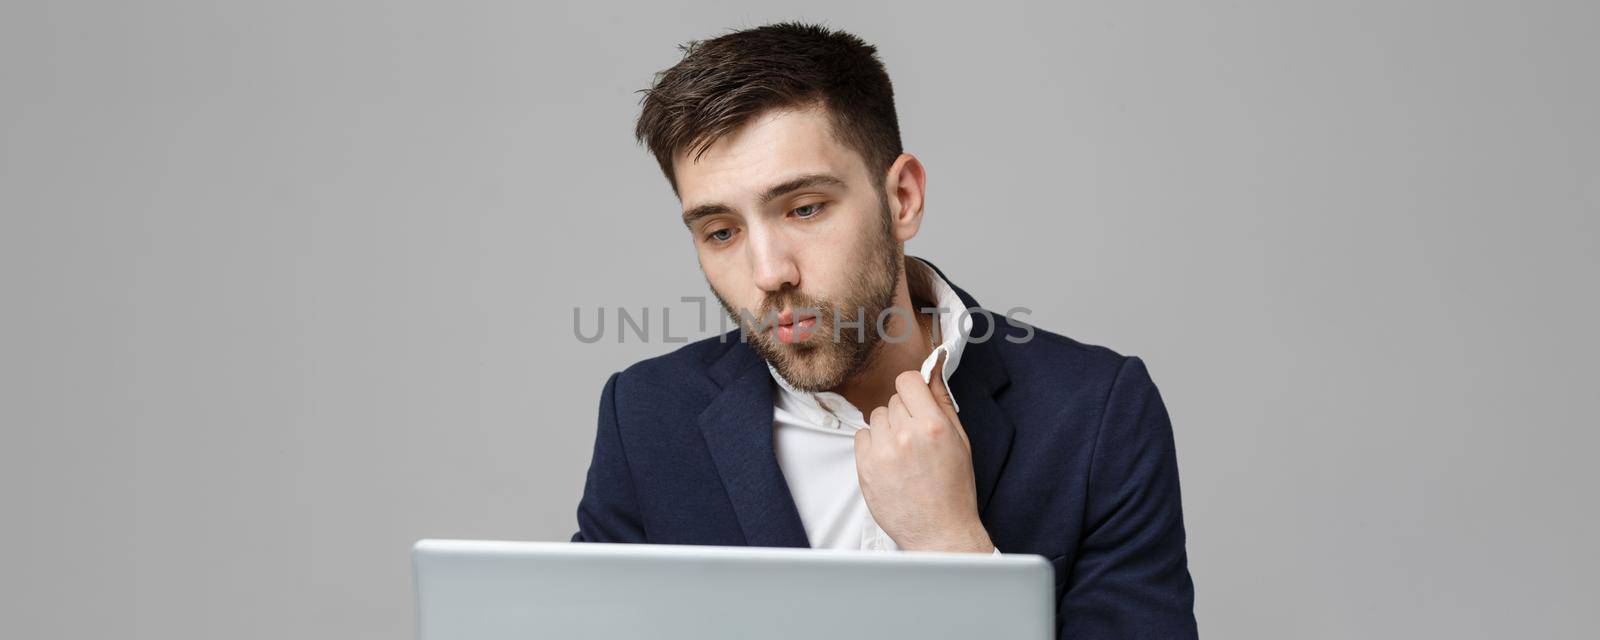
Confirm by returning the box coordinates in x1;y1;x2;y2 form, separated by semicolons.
3;1;1596;638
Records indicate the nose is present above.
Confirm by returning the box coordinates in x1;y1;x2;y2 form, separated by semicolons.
747;225;799;294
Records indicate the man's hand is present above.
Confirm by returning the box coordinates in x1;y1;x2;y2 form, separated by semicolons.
854;354;995;553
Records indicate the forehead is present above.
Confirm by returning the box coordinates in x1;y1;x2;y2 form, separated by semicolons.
673;106;868;207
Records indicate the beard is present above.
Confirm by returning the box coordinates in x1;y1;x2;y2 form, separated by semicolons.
709;194;903;392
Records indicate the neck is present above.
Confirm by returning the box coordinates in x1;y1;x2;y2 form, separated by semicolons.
831;257;937;413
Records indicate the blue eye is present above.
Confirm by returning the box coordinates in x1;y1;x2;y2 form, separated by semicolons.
708;228;735;243
792;203;824;219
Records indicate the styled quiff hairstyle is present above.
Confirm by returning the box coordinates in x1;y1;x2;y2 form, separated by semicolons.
634;22;904;195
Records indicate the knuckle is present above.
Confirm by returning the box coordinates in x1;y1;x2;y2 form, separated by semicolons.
895;370;922;390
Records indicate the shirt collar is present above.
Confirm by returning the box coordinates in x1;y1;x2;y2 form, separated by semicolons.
766;256;973;415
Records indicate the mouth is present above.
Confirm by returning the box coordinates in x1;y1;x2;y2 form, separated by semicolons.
773;309;819;344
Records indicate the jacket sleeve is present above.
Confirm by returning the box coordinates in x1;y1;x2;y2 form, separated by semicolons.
570;371;648;543
1058;356;1198;638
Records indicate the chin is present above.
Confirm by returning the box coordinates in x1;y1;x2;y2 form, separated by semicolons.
772;352;848;392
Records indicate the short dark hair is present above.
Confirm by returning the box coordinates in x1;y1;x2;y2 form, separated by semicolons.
634;22;903;195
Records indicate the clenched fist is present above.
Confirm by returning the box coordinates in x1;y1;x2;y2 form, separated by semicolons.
854;354;995;553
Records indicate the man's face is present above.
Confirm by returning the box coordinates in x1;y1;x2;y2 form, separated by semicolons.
674;104;903;392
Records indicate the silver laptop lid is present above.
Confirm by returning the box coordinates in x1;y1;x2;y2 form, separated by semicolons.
413;539;1053;640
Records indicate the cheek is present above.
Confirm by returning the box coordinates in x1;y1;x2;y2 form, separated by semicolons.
802;210;880;294
700;251;755;306
695;239;739;276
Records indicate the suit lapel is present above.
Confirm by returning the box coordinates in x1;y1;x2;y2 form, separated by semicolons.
947;328;1016;517
697;343;811;548
922;258;1017;517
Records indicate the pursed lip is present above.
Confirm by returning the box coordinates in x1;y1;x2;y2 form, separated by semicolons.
771;308;820;344
774;308;817;327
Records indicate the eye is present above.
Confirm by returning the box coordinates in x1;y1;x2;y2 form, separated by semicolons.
791;202;825;219
706;227;736;243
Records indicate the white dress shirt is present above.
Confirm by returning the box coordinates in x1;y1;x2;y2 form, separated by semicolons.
768;257;995;554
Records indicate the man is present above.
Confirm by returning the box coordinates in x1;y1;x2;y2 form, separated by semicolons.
571;22;1198;637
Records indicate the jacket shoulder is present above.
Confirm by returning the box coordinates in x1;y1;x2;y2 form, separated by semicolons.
985;313;1142;414
609;330;747;412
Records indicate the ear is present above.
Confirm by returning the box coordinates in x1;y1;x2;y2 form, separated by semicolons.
882;153;927;243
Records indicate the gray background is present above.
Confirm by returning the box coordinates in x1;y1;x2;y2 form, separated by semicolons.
3;1;1596;638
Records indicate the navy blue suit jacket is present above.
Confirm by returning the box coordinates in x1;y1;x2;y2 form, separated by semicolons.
571;261;1198;638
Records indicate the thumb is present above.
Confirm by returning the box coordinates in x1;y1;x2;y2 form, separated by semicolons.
927;351;962;428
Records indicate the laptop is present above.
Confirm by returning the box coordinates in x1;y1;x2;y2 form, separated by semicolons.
412;539;1054;639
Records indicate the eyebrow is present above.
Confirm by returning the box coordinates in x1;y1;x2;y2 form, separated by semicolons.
681;173;848;228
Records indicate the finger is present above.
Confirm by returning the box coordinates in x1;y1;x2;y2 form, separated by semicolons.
869;405;890;432
927;351;958;420
853;427;872;477
888;394;911;425
894;369;942;419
